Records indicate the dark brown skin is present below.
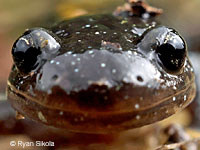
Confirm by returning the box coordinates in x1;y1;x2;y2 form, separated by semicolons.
7;13;196;133
0;101;163;150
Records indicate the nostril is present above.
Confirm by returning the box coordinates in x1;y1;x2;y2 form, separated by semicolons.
136;75;144;82
52;74;59;81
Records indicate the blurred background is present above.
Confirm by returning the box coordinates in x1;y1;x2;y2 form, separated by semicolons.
0;0;200;94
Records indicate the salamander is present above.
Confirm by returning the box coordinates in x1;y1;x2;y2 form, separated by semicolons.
7;2;196;134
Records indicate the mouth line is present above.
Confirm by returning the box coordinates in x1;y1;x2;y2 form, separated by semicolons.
7;76;195;115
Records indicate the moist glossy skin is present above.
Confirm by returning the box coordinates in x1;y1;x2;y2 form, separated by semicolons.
7;14;196;133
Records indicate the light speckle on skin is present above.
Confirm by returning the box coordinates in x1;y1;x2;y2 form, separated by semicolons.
112;69;117;74
142;13;150;19
55;30;64;35
136;115;141;120
38;112;47;123
185;68;188;72
135;104;140;109
36;32;41;36
47;89;52;94
133;52;137;56
121;20;128;24
95;31;100;35
88;50;94;54
127;50;132;55
89;18;94;22
184;95;187;101
71;61;76;65
101;63;106;68
63;33;69;37
173;97;176;101
59;111;63;115
67;51;72;55
147;84;151;88
50;60;55;64
74;68;79;73
74;88;79;92
115;86;121;91
123;77;129;83
85;24;91;28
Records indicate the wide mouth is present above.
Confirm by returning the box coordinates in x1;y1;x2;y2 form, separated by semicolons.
7;79;196;133
7;76;196;116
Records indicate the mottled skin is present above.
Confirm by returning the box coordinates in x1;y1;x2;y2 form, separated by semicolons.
7;14;196;133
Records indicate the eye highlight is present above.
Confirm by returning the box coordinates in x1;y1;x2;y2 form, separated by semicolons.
156;29;186;72
12;28;61;73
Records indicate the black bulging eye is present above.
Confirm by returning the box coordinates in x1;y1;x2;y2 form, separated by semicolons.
12;38;41;73
12;28;61;73
156;30;186;72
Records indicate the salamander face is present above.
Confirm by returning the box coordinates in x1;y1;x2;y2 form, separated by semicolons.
7;14;196;133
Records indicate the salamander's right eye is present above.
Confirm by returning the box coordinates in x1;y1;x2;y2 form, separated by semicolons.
12;28;61;73
12;35;41;73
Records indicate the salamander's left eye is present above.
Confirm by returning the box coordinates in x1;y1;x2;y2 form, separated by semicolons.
156;30;186;72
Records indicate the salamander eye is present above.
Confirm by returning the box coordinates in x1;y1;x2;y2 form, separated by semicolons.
12;33;41;73
156;30;186;72
12;28;60;73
